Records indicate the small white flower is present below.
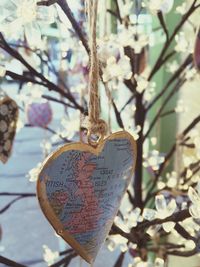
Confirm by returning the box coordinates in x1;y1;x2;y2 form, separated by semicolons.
166;171;177;188
98;37;119;63
166;60;179;73
0;66;6;77
175;99;188;113
120;2;133;18
124;207;143;228
106;235;128;252
176;3;187;15
135;74;149;93
143;82;156;102
117;26;148;53
128;125;141;141
155;258;165;267
40;139;52;155
148;0;174;14
143;195;177;233
185;67;197;81
143;150;165;171
175;32;188;53
26;162;42;182
102;56;132;82
0;0;55;47
43;245;59;266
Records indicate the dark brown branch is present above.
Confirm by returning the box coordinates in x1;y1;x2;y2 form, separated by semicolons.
0;192;36;196
111;224;137;244
0;256;26;267
160;109;175;118
56;0;90;54
0;194;36;214
143;78;186;141
167;248;197;257
137;209;190;230
0;33;84;112
42;95;76;109
114;0;123;24
25;124;71;143
107;9;119;20
37;0;58;6
49;252;77;267
113;252;126;267
147;55;192;112
6;70;46;86
174;223;196;241
112;100;124;128
157;11;169;41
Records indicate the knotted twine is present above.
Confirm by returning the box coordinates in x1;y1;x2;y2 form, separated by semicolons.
86;0;107;141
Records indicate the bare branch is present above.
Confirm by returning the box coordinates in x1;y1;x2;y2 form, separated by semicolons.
37;0;58;6
56;0;90;54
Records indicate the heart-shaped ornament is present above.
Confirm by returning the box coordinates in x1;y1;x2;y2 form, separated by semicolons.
37;131;136;263
0;92;18;163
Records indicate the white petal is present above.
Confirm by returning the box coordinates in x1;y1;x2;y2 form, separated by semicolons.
166;199;177;216
188;186;200;204
162;222;175;232
160;0;174;14
155;195;167;212
25;22;41;48
143;208;157;221
189;204;200;219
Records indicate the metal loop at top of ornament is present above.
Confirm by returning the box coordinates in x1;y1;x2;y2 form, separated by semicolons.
87;119;107;146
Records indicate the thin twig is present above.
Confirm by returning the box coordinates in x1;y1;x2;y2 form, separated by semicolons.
0;256;26;267
56;0;90;54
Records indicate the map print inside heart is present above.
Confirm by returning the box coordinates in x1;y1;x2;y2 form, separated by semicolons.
37;131;137;263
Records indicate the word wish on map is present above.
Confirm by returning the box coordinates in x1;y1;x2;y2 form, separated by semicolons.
37;131;137;263
0;92;18;163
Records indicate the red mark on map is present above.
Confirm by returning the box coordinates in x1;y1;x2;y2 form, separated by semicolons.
65;152;103;234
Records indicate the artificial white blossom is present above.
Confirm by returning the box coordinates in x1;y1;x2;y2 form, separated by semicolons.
120;2;133;18
185;67;198;81
43;245;59;266
117;25;148;53
106;235;128;252
26;162;42;182
176;3;187;15
143;195;177;233
148;0;174;14
175;99;188;113
0;66;6;77
175;32;189;53
127;125;141;141
166;171;178;188
166;60;179;73
143;150;165;171
0;0;55;47
40;139;52;156
98;37;120;63
102;56;132;82
124;207;143;229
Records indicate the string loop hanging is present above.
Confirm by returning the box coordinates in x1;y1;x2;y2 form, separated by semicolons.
86;0;107;145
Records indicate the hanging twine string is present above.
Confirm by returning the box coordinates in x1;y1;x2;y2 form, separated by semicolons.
86;0;107;139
